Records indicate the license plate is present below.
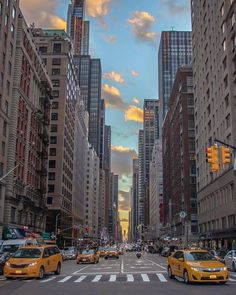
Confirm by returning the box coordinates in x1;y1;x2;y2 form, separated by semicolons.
15;270;22;274
82;259;86;261
210;275;216;279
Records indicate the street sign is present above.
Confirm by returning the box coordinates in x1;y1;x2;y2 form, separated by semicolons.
179;211;187;219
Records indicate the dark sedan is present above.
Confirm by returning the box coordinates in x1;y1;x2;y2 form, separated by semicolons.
0;252;11;275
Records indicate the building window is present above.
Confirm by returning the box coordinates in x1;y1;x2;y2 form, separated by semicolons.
4;15;8;27
0;3;3;16
10;207;16;223
49;148;56;156
39;46;47;54
49;160;56;168
52;80;60;87
4;101;9;115
51;113;58;121
53;43;61;54
52;68;60;75
226;114;231;129
3;121;7;137
52;90;59;98
48;172;55;180
232;13;235;27
1;141;5;156
223;39;227;52
10;24;15;37
12;6;16;19
52;102;59;109
52;58;61;65
50;136;57;144
47;197;53;205
48;185;55;193
50;124;57;132
0;162;3;177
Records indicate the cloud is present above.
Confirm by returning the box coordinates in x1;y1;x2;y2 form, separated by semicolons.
128;11;157;43
102;84;127;111
111;145;137;177
131;70;140;77
104;35;117;43
132;97;140;104
86;0;112;24
20;0;66;30
125;106;144;123
161;0;190;15
103;71;125;84
119;190;131;211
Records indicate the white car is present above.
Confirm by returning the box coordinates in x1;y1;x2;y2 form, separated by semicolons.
224;250;236;272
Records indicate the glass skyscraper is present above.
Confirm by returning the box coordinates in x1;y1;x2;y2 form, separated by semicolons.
158;31;192;130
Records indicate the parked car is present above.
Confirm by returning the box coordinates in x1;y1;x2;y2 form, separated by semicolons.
167;250;228;284
224;250;236;272
0;252;12;275
76;249;99;264
4;244;62;279
61;247;77;260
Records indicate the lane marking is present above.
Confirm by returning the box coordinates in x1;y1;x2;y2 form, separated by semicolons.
144;258;167;270
141;274;150;282
127;274;134;282
92;275;102;282
109;275;117;282
41;276;56;283
74;275;87;283
121;258;124;274
131;266;152;269
69;272;119;275
230;274;236;278
58;276;72;283
229;278;236;282
72;265;91;275
156;273;167;282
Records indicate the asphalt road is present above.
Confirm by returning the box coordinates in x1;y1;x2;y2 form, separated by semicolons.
0;252;236;295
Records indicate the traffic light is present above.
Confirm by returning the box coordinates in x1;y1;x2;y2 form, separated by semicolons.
221;147;231;167
206;146;219;173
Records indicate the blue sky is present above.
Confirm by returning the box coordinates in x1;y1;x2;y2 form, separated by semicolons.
21;0;192;226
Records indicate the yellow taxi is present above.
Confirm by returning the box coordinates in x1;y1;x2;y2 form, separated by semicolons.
97;247;107;257
104;247;119;260
76;249;99;264
4;245;62;279
167;250;228;284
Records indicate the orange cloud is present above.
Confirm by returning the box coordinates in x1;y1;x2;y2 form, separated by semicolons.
20;0;66;30
103;71;125;84
131;70;140;77
132;97;140;104
112;146;136;153
128;11;157;42
86;0;111;18
125;106;144;123
102;84;127;111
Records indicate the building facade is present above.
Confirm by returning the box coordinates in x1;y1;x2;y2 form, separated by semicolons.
192;0;236;249
131;158;139;240
162;66;197;244
33;29;78;243
3;15;52;239
158;31;192;132
138;129;145;227
0;0;20;238
149;140;163;240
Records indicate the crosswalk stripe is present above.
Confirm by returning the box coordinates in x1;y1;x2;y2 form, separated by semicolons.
141;274;150;282
127;274;134;282
92;275;102;282
58;276;72;283
156;273;167;282
74;275;87;283
0;278;6;281
230;274;236;278
229;277;236;282
109;275;117;282
41;276;56;283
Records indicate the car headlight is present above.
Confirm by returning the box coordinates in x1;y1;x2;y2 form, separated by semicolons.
5;261;10;267
28;262;37;267
191;267;201;272
220;267;227;271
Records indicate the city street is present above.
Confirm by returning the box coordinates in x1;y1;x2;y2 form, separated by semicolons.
0;253;236;295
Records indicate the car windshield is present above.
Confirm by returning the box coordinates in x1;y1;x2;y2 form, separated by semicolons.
2;245;21;253
64;247;74;251
82;250;94;255
107;248;116;251
13;249;42;258
186;252;217;261
98;248;106;250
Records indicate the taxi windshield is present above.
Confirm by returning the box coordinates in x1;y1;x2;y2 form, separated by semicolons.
186;252;217;261
107;248;116;251
13;249;42;258
82;250;94;255
2;245;21;253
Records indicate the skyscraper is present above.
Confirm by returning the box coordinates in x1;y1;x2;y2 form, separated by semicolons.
143;99;160;225
158;31;192;131
82;21;90;55
131;158;139;239
138;130;144;227
67;0;85;56
192;1;236;248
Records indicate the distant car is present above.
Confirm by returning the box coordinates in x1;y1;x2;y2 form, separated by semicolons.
97;247;107;257
224;250;236;272
62;247;77;260
0;239;38;255
0;252;12;275
104;248;119;259
77;249;99;264
161;247;170;257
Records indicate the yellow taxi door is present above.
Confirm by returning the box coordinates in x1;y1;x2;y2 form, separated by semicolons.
175;252;185;277
42;248;51;273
